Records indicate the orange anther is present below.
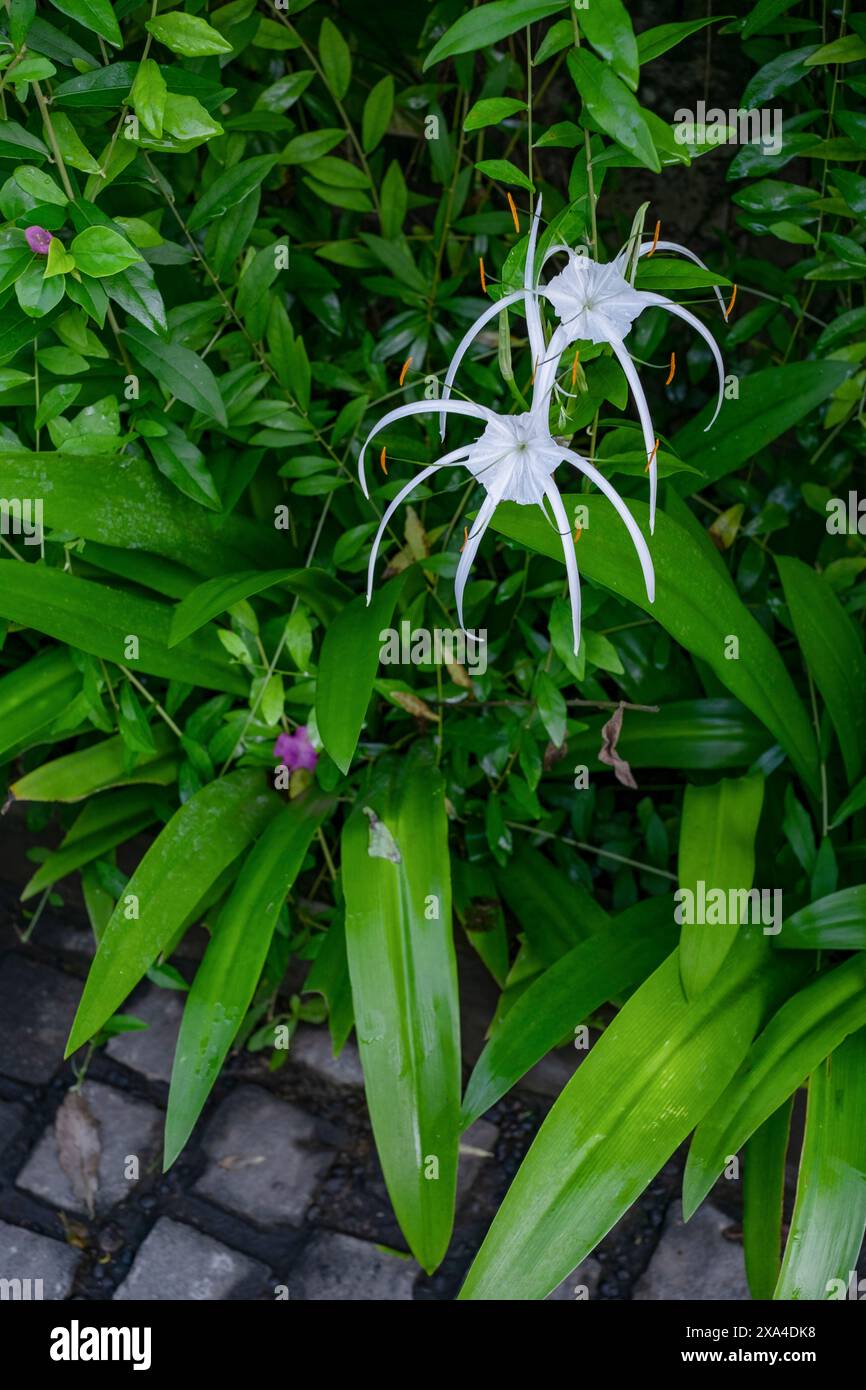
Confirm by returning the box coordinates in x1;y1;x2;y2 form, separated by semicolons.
574;525;582;543
479;256;487;293
506;192;520;234
645;438;659;473
665;352;676;386
379;446;388;475
461;525;468;552
647;220;661;256
571;350;580;387
724;284;738;321
399;356;413;386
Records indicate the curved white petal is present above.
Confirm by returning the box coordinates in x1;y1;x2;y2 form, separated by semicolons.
365;448;471;602
524;197;545;374
559;446;655;605
530;321;571;423
359;398;489;497
438;290;529;441
541;478;582;655
639;291;725;432
454;489;500;639
638;240;726;315
606;334;658;534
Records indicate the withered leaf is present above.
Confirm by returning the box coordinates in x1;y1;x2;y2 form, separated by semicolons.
598;702;638;789
55;1089;101;1219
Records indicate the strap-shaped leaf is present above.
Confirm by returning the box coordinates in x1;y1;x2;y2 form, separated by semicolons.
65;770;279;1054
461;932;806;1300
342;746;460;1273
164;790;335;1168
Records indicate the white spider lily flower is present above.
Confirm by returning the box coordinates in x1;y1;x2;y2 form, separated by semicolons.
441;200;726;534
358;404;654;655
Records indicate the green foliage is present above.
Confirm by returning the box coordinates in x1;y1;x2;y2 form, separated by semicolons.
0;0;863;1300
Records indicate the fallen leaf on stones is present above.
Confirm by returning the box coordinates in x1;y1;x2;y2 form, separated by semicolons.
598;703;638;789
55;1089;101;1219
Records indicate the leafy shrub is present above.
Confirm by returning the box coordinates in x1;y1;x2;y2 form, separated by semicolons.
1;0;865;1300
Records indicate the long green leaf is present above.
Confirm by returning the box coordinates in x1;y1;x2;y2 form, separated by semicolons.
0;450;284;575
0;646;79;759
21;787;162;900
677;773;765;996
777;555;866;784
549;699;772;774
460;932;805;1299
164;790;334;1169
424;0;566;69
169;568;351;646
776;886;866;950
683;953;866;1218
743;1097;793;1299
671;362;851;493
342;746;461;1273
317;576;404;774
0;562;247;694
11;728;177;802
774;1028;866;1300
489;496;818;791
65;770;278;1054
461;896;677;1128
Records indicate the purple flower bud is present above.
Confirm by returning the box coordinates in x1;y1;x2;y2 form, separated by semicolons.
273;726;318;772
25;226;52;255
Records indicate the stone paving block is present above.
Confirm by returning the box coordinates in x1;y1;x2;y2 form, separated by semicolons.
0;1099;26;1154
0;1219;79;1299
633;1202;749;1301
17;1081;161;1216
292;1230;417;1300
457;1118;498;1199
114;1219;268;1301
547;1256;603;1301
106;985;184;1083
0;955;82;1084
195;1085;332;1226
290;1024;364;1088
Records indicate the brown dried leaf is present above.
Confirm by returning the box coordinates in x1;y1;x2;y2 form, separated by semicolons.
598;703;638;789
390;690;438;722
55;1089;101;1219
446;661;473;690
543;739;569;771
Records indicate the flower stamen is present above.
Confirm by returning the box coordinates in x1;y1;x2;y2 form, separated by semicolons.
571;350;580;387
479;257;487;293
724;284;738;321
647;220;661;256
399;356;413;386
380;446;388;476
665;352;676;386
506;192;520;234
645;438;659;473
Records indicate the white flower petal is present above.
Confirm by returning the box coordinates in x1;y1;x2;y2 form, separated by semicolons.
455;489;500;637
606;334;659;534
359;398;489;497
524;197;546;374
638;240;726;315
365;447;472;602
541;477;582;654
559;446;655;605
438;291;528;441
640;291;726;432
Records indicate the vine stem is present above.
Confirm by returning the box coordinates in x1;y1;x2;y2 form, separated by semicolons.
506;820;677;882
